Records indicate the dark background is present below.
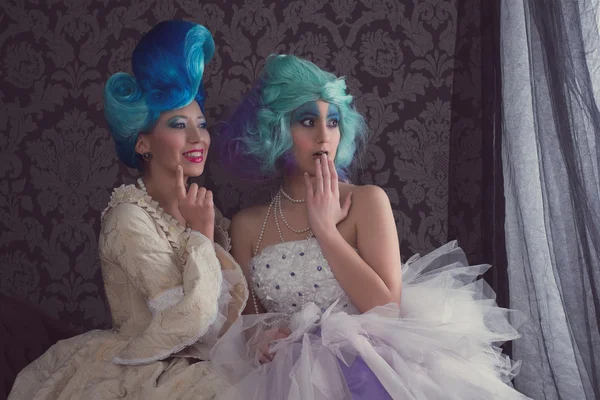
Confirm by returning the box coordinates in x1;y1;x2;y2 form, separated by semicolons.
0;0;504;334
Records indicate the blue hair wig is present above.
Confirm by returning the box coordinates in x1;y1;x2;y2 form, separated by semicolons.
104;20;214;169
220;54;368;181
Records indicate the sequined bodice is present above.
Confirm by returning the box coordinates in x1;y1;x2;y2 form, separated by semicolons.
250;238;359;316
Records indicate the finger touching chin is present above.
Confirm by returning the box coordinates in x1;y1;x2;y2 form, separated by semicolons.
180;164;205;177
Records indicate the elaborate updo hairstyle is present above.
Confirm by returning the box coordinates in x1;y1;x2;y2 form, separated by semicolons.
104;20;214;169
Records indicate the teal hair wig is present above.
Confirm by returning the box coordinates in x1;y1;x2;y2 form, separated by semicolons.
103;20;214;169
221;54;368;180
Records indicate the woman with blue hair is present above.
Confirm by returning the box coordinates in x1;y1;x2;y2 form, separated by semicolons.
9;20;247;400
210;55;530;399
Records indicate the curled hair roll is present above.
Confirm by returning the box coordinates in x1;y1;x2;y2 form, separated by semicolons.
103;20;214;169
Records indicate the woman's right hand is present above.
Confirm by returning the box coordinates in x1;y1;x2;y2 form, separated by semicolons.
256;327;292;364
176;165;215;242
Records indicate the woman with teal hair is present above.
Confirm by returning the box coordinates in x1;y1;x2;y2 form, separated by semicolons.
8;20;247;400
219;54;367;182
211;55;530;399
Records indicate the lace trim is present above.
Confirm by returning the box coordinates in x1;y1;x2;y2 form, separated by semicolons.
214;208;232;252
101;184;184;251
111;234;224;366
214;225;231;252
102;184;233;253
215;242;248;318
101;184;144;220
147;286;184;315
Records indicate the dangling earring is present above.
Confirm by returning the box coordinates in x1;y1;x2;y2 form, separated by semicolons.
141;152;153;162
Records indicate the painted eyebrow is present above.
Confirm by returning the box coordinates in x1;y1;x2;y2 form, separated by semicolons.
168;115;206;121
295;111;319;117
327;103;340;117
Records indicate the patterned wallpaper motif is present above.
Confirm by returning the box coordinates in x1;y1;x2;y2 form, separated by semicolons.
0;0;479;332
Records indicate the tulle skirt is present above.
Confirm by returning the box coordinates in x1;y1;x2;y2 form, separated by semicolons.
210;242;531;400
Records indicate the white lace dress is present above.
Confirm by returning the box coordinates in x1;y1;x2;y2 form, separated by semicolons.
9;184;248;400
210;238;531;400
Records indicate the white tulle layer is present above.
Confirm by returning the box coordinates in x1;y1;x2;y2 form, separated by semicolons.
210;242;531;400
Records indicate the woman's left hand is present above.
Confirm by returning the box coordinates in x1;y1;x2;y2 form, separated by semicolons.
304;153;352;237
255;327;291;364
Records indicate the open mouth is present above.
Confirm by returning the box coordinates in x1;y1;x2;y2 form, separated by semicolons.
182;149;204;163
312;150;329;158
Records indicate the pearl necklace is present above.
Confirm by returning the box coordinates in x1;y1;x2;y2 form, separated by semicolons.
275;192;311;237
253;189;312;256
280;186;305;203
250;189;312;315
137;177;147;192
251;195;275;315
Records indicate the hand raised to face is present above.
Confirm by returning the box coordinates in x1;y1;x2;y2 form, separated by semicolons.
176;165;215;242
303;153;352;237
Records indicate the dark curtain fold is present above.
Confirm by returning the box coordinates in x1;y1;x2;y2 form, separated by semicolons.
449;0;508;310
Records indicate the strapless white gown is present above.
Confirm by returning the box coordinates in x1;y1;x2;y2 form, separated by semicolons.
210;239;531;399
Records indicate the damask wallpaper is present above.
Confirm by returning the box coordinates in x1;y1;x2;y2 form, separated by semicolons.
0;0;493;332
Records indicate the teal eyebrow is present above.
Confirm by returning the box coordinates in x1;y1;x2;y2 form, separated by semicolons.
327;104;340;118
296;112;318;118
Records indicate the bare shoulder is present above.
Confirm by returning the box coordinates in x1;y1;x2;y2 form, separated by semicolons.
229;204;270;263
230;203;272;246
230;204;269;232
340;183;390;208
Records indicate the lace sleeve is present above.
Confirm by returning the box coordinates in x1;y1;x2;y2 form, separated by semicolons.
101;204;223;365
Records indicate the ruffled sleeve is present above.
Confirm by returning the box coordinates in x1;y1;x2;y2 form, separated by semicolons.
101;202;223;365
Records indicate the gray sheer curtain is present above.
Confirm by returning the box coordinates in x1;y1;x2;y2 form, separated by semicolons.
501;1;600;399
